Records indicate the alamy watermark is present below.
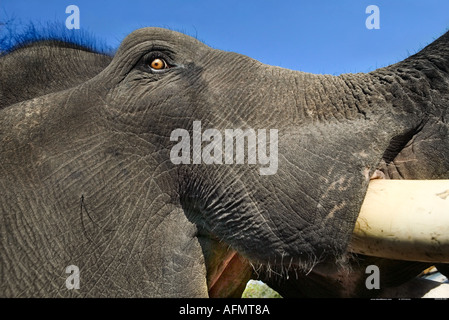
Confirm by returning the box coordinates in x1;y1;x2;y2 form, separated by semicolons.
169;121;278;175
366;5;380;30
64;5;380;31
65;265;80;289
365;264;380;290
65;5;80;30
63;263;380;291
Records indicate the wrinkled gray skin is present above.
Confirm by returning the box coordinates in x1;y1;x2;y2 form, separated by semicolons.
0;40;111;107
1;28;448;297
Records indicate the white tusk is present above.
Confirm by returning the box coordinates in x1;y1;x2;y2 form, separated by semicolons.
349;179;449;263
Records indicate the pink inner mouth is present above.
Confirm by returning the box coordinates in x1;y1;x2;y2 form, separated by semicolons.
207;250;252;298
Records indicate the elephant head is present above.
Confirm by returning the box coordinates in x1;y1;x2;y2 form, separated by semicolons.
1;27;448;297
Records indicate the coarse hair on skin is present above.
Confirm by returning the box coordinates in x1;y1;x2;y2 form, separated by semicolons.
248;244;356;284
0;18;115;56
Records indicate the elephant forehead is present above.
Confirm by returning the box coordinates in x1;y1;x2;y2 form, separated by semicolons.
116;27;209;57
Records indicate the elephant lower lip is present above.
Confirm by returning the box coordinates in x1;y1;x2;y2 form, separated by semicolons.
207;251;252;298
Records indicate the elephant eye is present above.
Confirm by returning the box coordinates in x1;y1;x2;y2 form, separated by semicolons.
149;58;168;70
138;51;175;73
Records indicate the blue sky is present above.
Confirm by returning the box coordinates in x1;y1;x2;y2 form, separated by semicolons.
1;0;449;75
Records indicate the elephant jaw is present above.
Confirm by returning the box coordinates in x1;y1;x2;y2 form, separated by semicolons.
349;179;449;263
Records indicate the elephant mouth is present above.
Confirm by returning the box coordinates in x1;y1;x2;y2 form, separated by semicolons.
195;229;253;298
204;178;449;297
207;250;252;298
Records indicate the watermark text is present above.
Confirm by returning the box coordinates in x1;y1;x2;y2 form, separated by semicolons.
170;121;278;175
